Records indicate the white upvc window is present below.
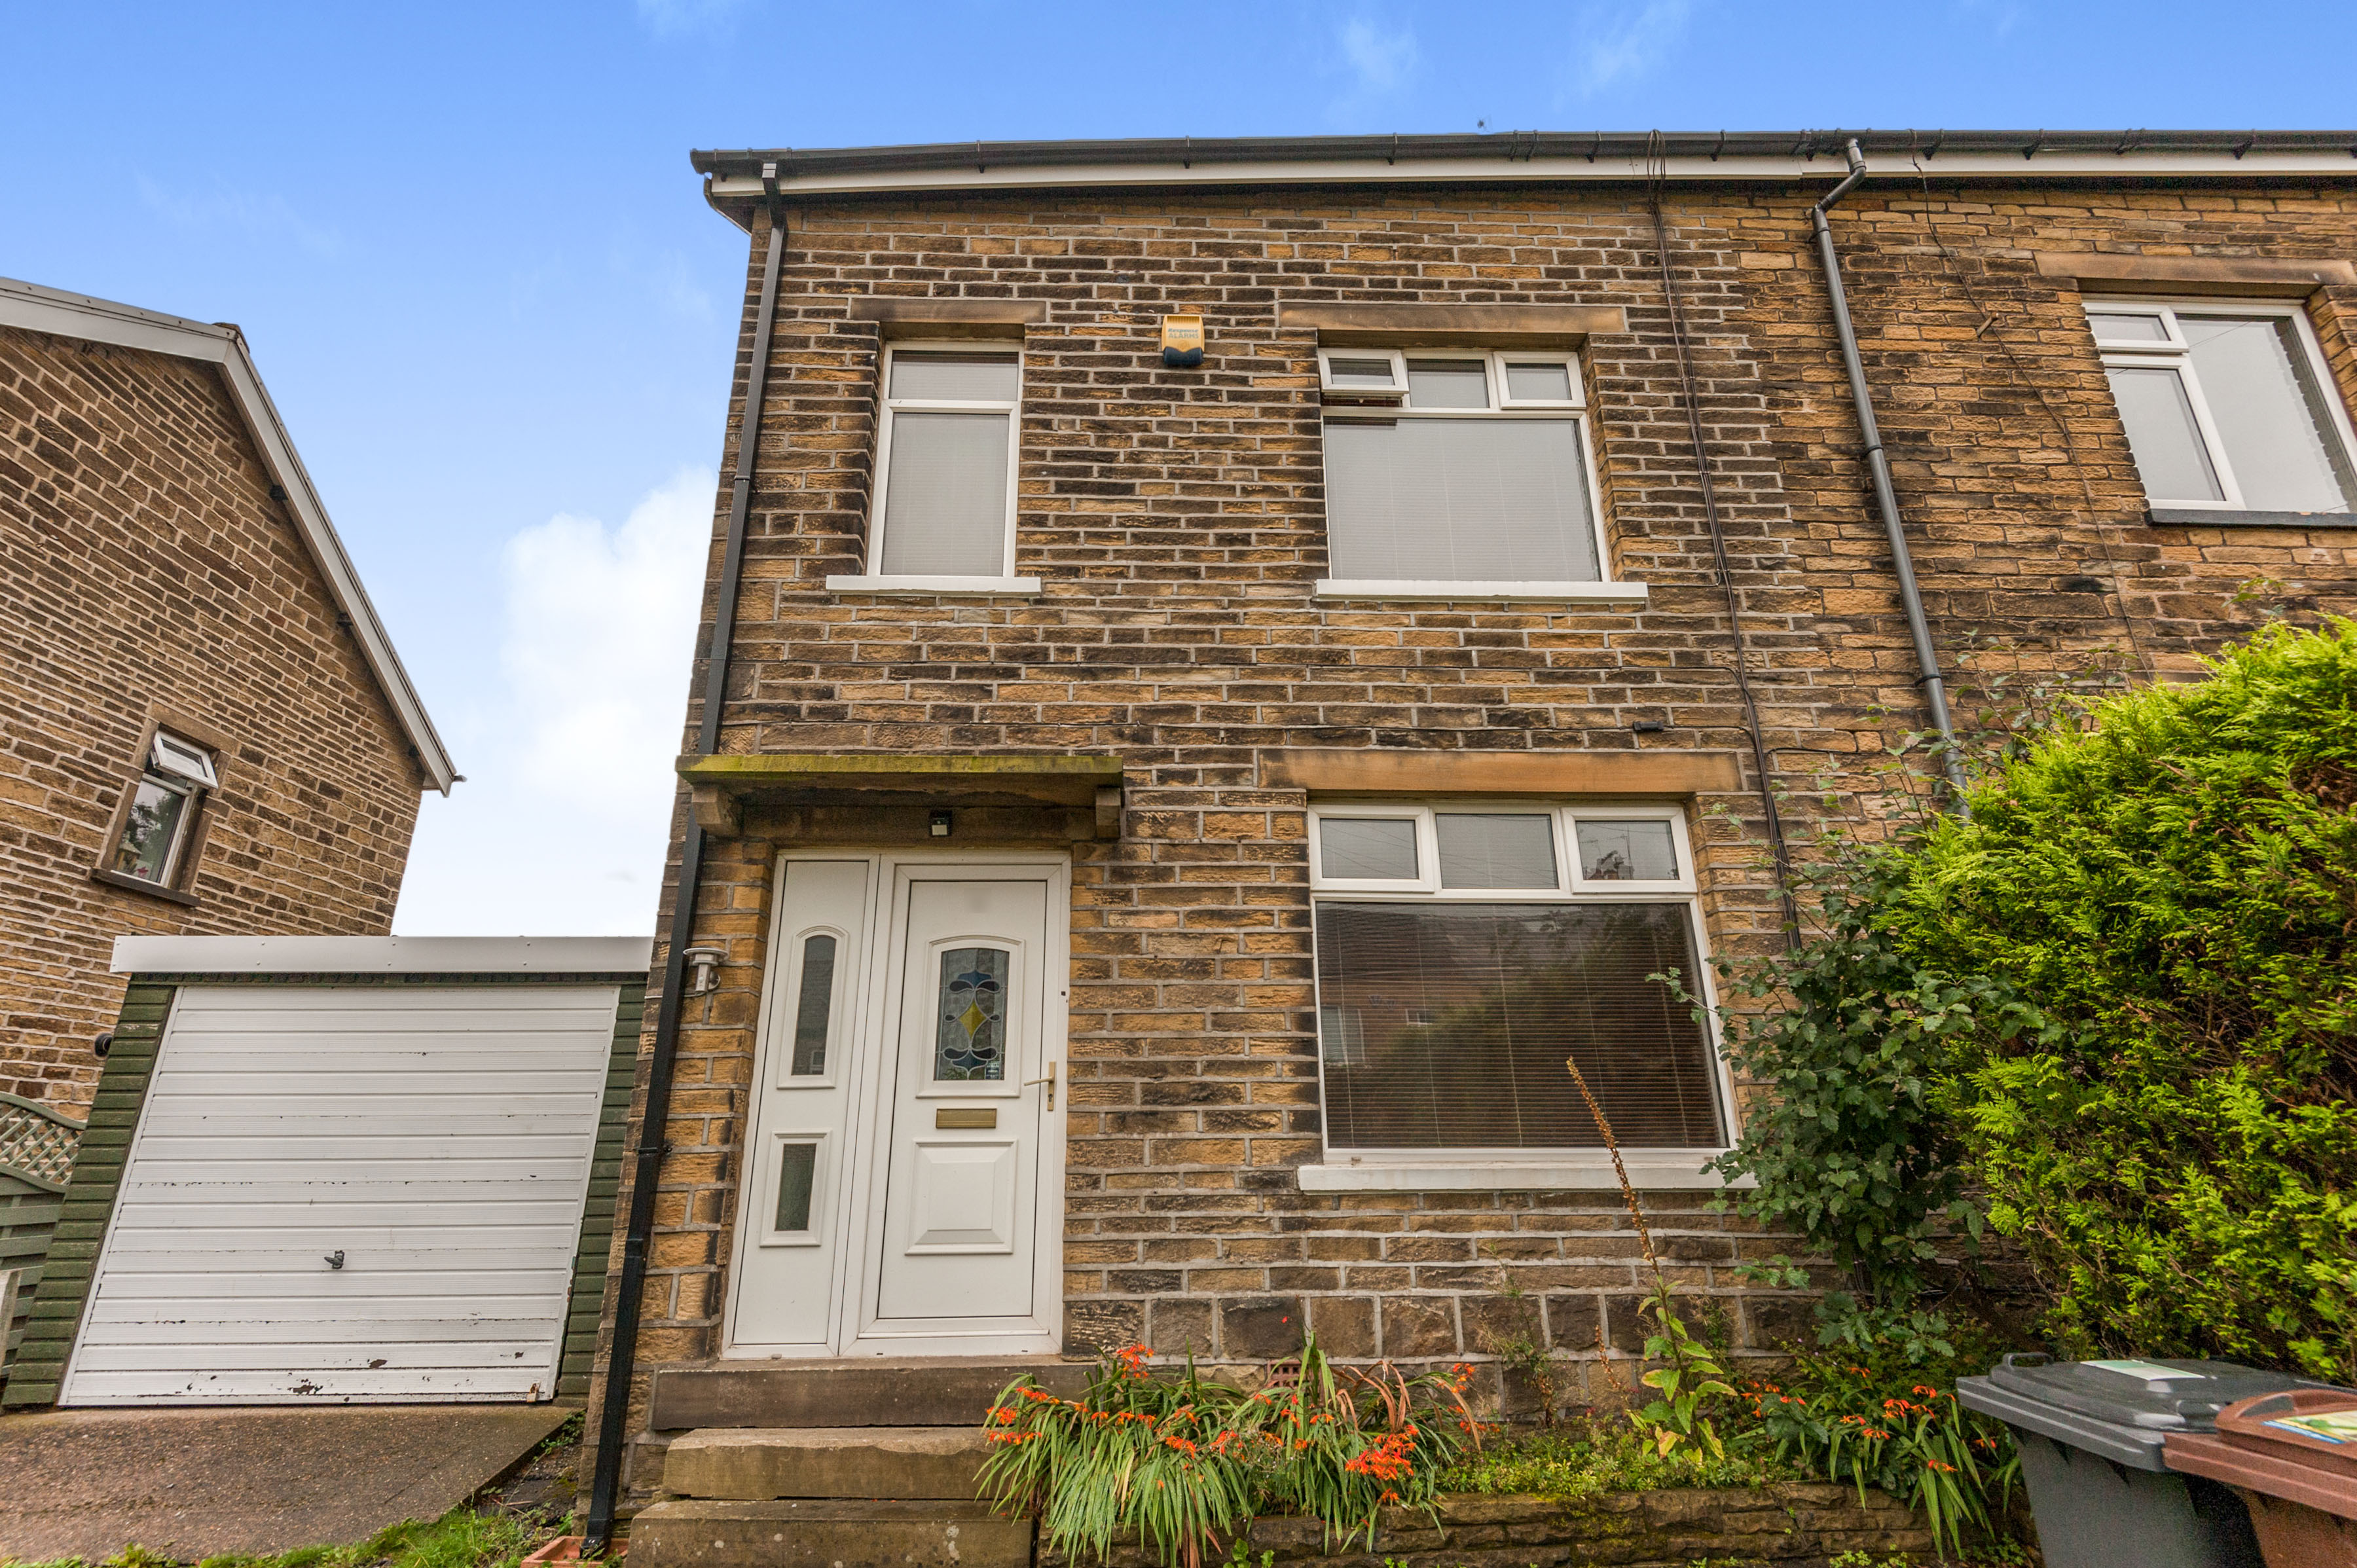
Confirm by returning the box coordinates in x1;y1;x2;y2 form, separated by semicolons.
107;729;217;890
2088;298;2357;517
828;342;1037;596
1313;348;1643;606
1300;801;1736;1192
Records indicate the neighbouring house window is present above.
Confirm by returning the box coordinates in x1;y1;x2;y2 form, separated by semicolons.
107;729;219;888
1315;348;1613;587
1308;804;1725;1155
2088;299;2357;515
869;344;1023;578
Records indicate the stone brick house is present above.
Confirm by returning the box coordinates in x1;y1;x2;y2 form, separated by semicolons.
587;129;2357;1543
0;278;457;1114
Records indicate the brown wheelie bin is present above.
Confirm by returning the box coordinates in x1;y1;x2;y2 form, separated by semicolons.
2166;1390;2357;1567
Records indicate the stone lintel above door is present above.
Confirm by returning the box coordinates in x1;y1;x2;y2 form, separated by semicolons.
681;753;1125;840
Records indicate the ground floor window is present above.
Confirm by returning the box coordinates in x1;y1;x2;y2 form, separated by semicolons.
1308;803;1725;1156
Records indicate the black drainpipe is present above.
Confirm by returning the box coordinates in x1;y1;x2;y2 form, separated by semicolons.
584;186;786;1555
1810;139;1969;803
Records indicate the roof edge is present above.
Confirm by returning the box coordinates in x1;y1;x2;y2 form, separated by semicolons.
691;128;2357;203
0;276;459;793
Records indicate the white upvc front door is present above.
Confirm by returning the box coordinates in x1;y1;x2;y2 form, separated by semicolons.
725;852;1067;1358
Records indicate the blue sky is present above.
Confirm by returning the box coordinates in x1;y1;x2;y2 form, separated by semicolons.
8;1;2354;936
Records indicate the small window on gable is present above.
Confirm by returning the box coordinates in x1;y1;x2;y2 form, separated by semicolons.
1316;347;1622;596
106;729;217;891
2089;299;2357;516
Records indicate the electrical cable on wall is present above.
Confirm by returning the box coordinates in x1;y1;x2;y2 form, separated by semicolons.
1906;158;2155;685
1643;132;1800;939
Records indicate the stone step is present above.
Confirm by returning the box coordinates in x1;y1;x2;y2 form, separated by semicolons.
626;1499;1031;1568
650;1356;1088;1429
662;1427;993;1501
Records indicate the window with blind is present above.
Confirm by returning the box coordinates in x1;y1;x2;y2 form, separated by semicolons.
867;344;1023;579
1315;348;1615;590
1308;805;1725;1155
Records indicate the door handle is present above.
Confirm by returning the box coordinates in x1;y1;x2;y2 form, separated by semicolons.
1023;1062;1058;1112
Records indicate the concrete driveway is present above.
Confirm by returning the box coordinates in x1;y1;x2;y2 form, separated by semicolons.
0;1404;574;1562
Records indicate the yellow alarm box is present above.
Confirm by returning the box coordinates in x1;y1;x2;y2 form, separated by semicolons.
1161;314;1205;368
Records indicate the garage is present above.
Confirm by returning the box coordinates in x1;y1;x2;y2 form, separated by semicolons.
5;936;648;1409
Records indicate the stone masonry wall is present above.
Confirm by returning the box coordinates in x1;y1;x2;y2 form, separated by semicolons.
592;176;2357;1466
0;327;427;1111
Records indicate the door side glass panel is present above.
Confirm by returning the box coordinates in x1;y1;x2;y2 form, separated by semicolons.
789;934;837;1075
934;947;1010;1081
774;1142;818;1232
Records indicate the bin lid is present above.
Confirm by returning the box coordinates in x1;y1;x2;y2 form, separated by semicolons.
1960;1357;2320;1470
2210;1390;2357;1501
2166;1429;2357;1522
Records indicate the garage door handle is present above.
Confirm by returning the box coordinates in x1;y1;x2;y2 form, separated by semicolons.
324;1250;345;1270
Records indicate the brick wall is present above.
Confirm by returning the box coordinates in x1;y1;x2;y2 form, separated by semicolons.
593;177;2357;1453
0;327;427;1111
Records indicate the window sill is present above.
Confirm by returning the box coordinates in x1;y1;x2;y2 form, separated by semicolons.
1296;1157;1749;1192
826;574;1042;597
90;867;200;907
1312;579;1649;606
2146;507;2357;529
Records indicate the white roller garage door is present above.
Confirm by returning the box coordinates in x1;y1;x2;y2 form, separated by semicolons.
62;984;617;1405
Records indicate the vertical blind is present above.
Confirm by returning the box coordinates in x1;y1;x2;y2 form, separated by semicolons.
1323;418;1599;581
879;411;1012;575
1315;901;1723;1150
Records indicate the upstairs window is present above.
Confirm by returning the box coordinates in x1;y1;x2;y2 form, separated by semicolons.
1307;804;1725;1161
866;344;1023;581
1315;348;1627;599
107;729;218;890
2089;300;2357;517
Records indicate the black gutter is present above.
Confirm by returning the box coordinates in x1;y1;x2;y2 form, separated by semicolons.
691;127;2357;183
583;196;786;1555
1808;139;1969;804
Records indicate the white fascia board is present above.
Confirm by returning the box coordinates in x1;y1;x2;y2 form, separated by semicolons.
0;275;458;794
113;935;655;975
1296;1158;1752;1192
826;574;1043;596
1313;579;1650;606
713;150;2357;200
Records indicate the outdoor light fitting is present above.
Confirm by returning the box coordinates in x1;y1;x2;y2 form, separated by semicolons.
681;945;725;996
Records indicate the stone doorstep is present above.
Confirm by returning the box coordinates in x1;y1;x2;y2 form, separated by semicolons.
649;1357;1089;1431
627;1499;1031;1568
661;1427;993;1501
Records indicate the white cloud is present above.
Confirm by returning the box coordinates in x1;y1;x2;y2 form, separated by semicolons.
501;468;714;820
1339;16;1417;94
135;176;342;259
393;469;714;936
1570;0;1692;97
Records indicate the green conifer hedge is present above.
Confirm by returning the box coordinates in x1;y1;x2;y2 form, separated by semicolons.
1890;619;2357;1379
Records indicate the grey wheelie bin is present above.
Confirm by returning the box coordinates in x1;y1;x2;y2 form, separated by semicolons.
1958;1355;2322;1568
